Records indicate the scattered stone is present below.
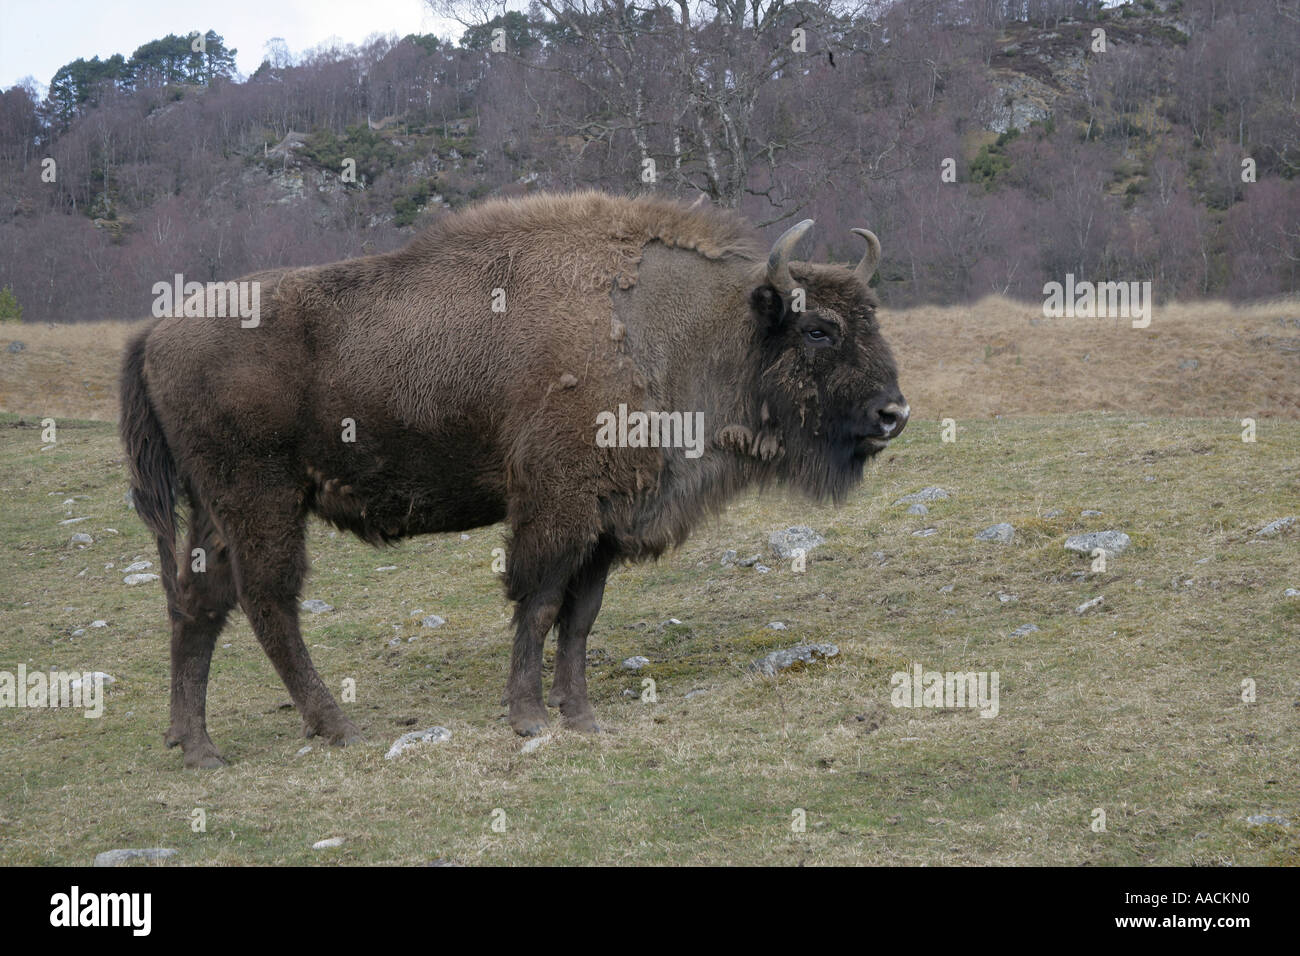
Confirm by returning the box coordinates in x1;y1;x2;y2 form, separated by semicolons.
312;837;346;850
90;620;107;628
58;517;89;525
69;532;93;547
975;523;1015;544
938;584;955;593
1042;508;1064;518
123;573;159;585
871;550;887;564
912;528;938;537
1285;588;1300;597
622;656;650;671
1009;623;1040;638
421;615;446;629
459;533;469;541
301;599;333;614
737;553;762;567
1064;531;1131;557
767;621;787;630
1256;516;1296;537
1246;814;1290;827
384;726;452;759
720;549;738;566
376;565;397;572
997;592;1018;603
93;848;176;867
296;745;313;757
894;487;950;505
387;638;402;647
684;689;708;699
750;643;839;676
754;563;771;573
69;672;114;691
1081;509;1103;517
1075;596;1105;615
621;689;637;698
521;734;552;754
122;560;152;573
1178;358;1199;371
71;629;85;637
6;341;24;353
906;503;928;516
769;526;825;559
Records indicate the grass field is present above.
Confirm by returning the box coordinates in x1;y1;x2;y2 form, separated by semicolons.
0;301;1297;865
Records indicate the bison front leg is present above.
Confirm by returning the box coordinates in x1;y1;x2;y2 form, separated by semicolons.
505;590;564;736
548;544;614;732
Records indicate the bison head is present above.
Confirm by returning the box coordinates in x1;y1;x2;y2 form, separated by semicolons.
747;219;908;502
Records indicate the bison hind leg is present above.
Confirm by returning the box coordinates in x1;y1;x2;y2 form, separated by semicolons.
547;541;615;733
165;503;238;769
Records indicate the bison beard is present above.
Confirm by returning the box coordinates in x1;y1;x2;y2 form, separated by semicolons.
120;190;907;767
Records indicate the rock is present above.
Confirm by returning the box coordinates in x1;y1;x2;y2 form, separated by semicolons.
997;592;1018;603
1178;358;1199;371
69;532;93;547
767;621;787;630
1042;509;1064;518
1010;623;1040;638
90;620;107;628
1285;588;1300;597
1075;596;1104;615
1065;531;1131;557
376;565;397;572
975;523;1015;544
1246;814;1290;827
769;526;824;559
312;837;346;850
750;643;839;677
720;549;738;566
912;528;938;537
384;726;452;759
93;848;176;867
622;656;650;670
737;553;762;567
907;503;928;515
122;560;152;573
684;689;708;699
1081;509;1103;517
894;486;950;505
6;341;24;352
71;629;85;637
938;584;955;593
296;745;313;757
1256;516;1296;537
58;517;89;525
521;734;552;754
123;573;159;585
301;599;333;614
754;563;771;573
421;615;446;628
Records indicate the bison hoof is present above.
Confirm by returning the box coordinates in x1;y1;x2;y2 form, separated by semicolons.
181;742;227;769
561;708;602;733
509;701;550;737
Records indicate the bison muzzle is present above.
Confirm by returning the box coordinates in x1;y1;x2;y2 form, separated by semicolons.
119;190;906;767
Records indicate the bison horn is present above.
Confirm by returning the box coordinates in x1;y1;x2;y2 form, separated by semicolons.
851;228;881;283
766;219;814;294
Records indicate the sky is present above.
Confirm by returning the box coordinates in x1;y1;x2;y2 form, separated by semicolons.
0;0;467;92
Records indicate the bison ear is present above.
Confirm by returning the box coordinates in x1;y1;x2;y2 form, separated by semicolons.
750;284;786;332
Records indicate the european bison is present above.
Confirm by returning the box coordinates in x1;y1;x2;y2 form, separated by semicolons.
120;191;907;767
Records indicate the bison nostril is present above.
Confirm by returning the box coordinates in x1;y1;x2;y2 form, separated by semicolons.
877;401;909;437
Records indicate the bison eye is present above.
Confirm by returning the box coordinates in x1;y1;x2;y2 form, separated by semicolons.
804;328;832;346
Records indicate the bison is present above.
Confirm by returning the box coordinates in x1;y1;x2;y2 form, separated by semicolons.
120;191;908;768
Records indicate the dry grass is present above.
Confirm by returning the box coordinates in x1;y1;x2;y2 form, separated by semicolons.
2;296;1298;424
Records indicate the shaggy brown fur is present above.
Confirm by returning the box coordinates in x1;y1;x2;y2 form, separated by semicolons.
120;190;906;767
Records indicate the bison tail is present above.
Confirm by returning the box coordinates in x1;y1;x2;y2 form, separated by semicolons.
119;328;181;610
